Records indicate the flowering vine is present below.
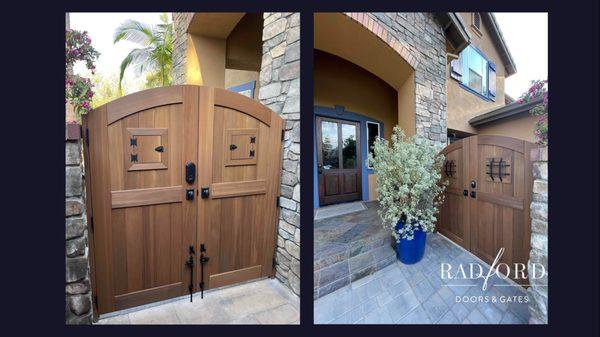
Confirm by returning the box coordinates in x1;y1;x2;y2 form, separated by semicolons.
66;29;99;122
518;79;548;146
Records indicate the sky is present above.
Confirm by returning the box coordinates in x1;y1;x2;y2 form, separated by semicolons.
494;12;548;98
69;12;548;99
69;13;169;81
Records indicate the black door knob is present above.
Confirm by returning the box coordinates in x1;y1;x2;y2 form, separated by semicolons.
470;191;476;198
470;180;476;188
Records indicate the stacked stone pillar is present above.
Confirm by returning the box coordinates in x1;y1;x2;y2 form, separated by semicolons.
527;146;548;324
65;125;93;324
258;13;301;295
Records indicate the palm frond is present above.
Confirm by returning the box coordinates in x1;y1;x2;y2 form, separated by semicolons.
113;20;154;45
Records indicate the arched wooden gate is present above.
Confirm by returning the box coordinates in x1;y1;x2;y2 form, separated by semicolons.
438;135;535;285
82;85;283;315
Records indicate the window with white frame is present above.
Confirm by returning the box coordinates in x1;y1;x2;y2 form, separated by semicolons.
366;121;380;169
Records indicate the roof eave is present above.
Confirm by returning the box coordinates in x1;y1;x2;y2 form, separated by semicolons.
469;96;544;126
435;13;471;54
483;13;517;77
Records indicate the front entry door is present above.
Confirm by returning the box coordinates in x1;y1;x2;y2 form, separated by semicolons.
438;135;534;285
316;116;361;206
84;86;283;314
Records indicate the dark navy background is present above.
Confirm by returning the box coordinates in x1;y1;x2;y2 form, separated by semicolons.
3;1;597;336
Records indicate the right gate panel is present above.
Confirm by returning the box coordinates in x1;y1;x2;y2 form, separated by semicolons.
470;136;533;278
438;135;534;285
198;88;283;290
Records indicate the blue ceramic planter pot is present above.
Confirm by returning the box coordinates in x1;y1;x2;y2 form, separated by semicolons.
395;221;427;264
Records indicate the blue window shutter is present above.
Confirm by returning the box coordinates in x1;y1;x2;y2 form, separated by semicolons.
488;62;497;100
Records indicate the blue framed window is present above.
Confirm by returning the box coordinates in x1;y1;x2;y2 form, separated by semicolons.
227;81;256;98
366;121;380;169
451;45;497;101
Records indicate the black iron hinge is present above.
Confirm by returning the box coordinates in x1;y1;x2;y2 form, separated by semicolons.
272;256;277;269
94;295;98;308
281;129;285;141
85;128;90;147
276;197;280;207
89;216;94;232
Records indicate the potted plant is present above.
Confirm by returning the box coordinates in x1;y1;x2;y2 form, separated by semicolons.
368;126;447;264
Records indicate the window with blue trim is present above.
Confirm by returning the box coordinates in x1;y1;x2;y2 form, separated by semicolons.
451;46;497;101
366;121;380;169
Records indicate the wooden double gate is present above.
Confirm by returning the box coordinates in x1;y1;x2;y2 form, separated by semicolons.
83;86;283;314
438;135;535;285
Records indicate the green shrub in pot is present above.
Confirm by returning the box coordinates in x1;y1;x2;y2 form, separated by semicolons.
367;126;447;241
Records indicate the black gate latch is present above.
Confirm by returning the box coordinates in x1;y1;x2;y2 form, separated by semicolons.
201;187;210;199
199;244;210;299
185;245;195;302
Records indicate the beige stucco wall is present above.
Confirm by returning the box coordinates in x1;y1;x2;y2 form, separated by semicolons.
225;69;259;99
446;12;507;134
476;113;538;143
183;13;261;92
314;50;398;140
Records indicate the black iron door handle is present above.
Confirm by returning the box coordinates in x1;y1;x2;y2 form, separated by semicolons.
155;145;164;152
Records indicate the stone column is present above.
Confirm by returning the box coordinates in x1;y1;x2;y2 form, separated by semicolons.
172;13;194;85
258;12;301;296
65;125;93;324
527;146;548;324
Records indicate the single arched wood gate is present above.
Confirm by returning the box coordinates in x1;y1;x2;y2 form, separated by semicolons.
437;135;535;286
82;86;283;315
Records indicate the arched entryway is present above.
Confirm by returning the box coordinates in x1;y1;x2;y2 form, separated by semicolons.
313;13;416;208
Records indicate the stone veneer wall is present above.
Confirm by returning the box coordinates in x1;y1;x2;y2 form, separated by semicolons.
344;12;448;146
171;12;300;295
65;127;93;324
172;13;193;86
258;12;301;295
527;146;548;324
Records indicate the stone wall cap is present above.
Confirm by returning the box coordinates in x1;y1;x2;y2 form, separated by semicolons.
66;123;81;141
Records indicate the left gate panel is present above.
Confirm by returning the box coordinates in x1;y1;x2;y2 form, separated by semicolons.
86;86;199;314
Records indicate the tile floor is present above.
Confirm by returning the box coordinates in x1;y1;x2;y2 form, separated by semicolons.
314;233;531;324
96;278;299;325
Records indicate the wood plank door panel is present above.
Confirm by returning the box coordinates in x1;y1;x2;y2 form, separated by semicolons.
438;135;534;286
316;116;361;205
85;86;198;314
438;139;470;250
469;136;533;285
85;86;282;314
198;87;283;290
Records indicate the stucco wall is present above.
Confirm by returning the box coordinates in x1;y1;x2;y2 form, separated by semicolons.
446;12;507;134
475;112;538;143
314;50;398;140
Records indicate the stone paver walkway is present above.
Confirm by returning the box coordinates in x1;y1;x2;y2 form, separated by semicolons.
97;278;299;325
314;233;530;324
314;202;395;299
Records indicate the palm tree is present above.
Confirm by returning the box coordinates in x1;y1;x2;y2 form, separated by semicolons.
113;13;173;95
